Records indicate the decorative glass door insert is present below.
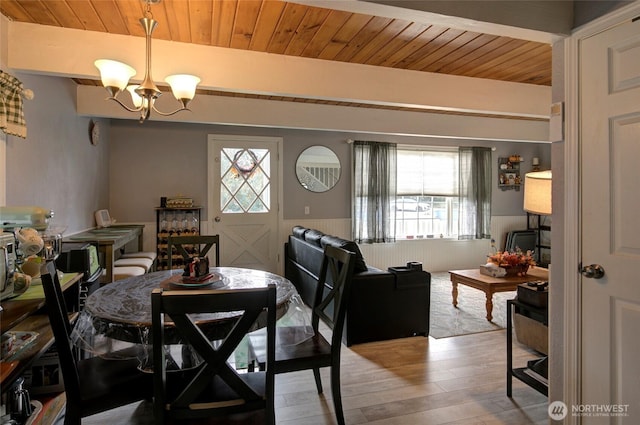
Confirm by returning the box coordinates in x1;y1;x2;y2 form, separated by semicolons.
220;148;270;213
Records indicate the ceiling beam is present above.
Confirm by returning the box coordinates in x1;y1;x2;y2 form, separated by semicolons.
293;0;571;43
7;20;550;119
77;84;550;143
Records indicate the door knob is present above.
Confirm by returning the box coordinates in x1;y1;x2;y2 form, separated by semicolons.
580;264;605;279
214;216;221;222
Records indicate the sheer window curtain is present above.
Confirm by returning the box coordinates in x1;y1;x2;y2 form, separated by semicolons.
459;147;492;240
352;141;397;243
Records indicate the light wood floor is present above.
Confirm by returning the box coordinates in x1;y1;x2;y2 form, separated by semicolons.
83;329;548;425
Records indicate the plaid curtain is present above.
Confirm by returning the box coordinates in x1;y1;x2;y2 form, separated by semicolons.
0;70;27;138
458;147;492;239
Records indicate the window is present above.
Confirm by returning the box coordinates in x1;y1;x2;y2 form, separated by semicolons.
352;142;491;243
396;147;460;239
220;148;271;213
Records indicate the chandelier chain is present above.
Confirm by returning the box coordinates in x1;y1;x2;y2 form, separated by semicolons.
144;1;153;19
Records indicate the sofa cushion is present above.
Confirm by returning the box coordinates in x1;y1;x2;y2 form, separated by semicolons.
320;235;368;273
304;229;325;246
292;226;308;239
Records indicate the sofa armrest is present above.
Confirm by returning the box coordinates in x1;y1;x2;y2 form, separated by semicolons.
389;269;431;290
345;269;431;345
352;269;430;290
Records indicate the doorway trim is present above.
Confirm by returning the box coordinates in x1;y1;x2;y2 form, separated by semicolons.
564;2;640;422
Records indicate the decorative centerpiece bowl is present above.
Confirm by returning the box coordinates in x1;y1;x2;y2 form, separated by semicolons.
502;264;530;277
487;249;535;277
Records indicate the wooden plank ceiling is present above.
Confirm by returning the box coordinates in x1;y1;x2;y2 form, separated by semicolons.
1;0;552;112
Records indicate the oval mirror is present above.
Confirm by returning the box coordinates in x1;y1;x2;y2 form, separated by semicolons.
296;146;341;193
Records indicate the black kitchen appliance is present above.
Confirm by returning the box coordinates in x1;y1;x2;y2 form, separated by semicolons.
55;242;103;310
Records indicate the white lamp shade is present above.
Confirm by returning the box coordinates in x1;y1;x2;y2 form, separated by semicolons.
126;85;144;108
524;170;552;215
95;59;136;91
165;74;200;100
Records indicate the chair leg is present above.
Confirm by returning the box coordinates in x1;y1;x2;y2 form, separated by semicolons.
313;367;323;393
267;402;276;425
63;409;81;425
246;342;262;372
154;401;165;425
331;365;345;425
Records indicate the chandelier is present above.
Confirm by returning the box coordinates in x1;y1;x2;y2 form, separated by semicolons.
94;0;200;123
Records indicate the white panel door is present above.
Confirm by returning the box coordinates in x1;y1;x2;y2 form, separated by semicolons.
580;16;640;423
208;135;281;273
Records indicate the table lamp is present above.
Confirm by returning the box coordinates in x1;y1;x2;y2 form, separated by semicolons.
523;170;552;265
524;170;552;215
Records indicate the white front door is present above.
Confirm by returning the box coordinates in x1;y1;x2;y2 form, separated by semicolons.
580;15;640;422
207;135;282;273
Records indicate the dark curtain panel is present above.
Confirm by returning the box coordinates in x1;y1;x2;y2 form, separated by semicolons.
352;141;397;243
459;147;492;240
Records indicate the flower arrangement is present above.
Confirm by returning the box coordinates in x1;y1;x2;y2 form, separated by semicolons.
487;248;536;276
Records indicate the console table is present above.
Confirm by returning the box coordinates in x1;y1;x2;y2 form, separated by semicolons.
64;224;144;283
507;298;548;397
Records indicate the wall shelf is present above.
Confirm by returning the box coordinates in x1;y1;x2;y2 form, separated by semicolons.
498;156;522;191
0;274;82;397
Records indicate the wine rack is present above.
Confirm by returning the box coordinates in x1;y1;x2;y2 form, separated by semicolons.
156;207;202;270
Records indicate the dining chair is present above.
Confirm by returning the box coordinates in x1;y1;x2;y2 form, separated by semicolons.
40;261;152;425
248;245;356;425
167;234;220;269
151;284;276;425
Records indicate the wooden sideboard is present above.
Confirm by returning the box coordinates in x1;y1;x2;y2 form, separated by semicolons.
0;272;82;393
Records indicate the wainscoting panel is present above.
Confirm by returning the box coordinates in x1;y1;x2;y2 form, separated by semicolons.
131;216;527;273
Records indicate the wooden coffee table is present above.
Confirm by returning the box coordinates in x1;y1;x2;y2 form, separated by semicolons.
448;267;549;321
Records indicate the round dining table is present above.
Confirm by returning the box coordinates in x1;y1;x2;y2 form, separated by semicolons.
78;267;299;347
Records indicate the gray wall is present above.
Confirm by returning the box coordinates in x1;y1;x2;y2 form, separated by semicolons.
4;72;110;233
573;1;633;27
109;119;550;224
2;70;550;236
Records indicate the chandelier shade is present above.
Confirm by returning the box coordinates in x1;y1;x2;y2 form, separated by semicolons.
165;74;201;104
94;1;199;123
126;85;146;109
94;59;136;95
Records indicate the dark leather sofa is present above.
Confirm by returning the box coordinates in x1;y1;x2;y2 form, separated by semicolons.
285;226;431;346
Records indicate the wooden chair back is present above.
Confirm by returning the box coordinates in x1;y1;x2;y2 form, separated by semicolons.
151;284;276;424
312;245;356;349
42;261;153;425
245;245;356;425
40;261;83;409
167;234;220;269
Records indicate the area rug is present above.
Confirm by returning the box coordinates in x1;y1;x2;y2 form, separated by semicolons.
429;271;516;338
